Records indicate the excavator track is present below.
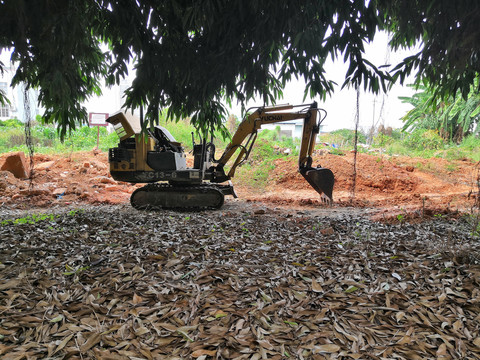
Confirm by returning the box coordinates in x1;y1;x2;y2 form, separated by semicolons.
130;183;225;210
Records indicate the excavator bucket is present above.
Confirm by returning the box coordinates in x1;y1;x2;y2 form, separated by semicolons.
301;167;335;203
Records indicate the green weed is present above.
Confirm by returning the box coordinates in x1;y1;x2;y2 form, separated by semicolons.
1;213;58;226
63;264;90;276
463;213;480;238
68;209;85;217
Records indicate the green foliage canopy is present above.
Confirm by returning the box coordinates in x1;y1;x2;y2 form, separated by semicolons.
380;0;480;99
1;0;480;139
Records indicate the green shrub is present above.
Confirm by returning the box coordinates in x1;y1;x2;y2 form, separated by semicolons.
403;129;445;151
32;125;57;140
156;117;230;151
328;129;367;147
390;129;405;141
460;134;480;150
372;133;394;148
258;127;282;142
0;123;120;153
0;118;23;127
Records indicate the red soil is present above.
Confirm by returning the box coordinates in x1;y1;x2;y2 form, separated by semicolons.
1;150;478;221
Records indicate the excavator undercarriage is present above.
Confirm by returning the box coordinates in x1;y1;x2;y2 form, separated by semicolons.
107;102;334;210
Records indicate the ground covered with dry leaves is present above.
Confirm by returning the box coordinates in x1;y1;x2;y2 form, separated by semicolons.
1;204;480;359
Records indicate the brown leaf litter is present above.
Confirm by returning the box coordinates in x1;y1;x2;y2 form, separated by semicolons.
0;205;479;359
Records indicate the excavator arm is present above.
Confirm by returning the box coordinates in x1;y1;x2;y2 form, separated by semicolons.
212;102;335;201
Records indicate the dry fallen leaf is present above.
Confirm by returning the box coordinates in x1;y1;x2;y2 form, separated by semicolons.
313;344;341;353
1;206;479;359
311;279;323;293
79;333;101;352
132;293;143;305
191;349;217;358
436;343;447;356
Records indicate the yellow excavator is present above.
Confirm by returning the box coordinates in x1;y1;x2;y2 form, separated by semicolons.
106;102;334;209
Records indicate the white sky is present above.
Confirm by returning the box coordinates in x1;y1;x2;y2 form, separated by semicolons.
2;31;418;132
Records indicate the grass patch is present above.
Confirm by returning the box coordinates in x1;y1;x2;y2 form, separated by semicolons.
1;213;58;226
0;124;119;154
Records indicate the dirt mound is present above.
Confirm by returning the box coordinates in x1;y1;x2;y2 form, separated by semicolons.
0;151;133;208
0;150;477;220
271;154;419;193
256;152;477;216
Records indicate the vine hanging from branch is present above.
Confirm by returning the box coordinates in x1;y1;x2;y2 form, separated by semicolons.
23;86;34;186
351;87;360;202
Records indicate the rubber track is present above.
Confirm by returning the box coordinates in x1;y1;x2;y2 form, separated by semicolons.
130;183;224;210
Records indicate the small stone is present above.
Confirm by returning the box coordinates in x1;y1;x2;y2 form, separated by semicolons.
94;176;116;184
19;188;50;196
254;208;267;215
52;188;67;196
35;161;56;171
90;160;107;170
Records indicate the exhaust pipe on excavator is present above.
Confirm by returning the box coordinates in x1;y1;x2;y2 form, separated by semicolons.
300;166;335;203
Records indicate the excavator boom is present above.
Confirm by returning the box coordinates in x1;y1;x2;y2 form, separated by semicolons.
212;102;334;202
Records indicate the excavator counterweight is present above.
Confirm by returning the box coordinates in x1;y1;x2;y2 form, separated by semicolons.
107;102;334;209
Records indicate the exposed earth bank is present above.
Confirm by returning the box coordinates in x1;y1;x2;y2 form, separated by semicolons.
0;150;478;222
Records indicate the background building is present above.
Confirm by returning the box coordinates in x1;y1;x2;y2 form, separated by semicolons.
260;120;326;139
0;58;41;121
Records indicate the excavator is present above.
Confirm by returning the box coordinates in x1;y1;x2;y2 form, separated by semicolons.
106;102;334;210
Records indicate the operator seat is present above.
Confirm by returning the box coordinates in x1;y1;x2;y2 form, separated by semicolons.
152;126;182;153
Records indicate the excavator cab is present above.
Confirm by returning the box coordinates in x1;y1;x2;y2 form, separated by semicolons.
146;126;186;172
151;126;183;152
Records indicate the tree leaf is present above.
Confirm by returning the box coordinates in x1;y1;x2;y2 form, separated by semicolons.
311;279;324;293
50;314;63;323
192;349;216;358
345;286;358;293
80;333;101;352
313;344;340;353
